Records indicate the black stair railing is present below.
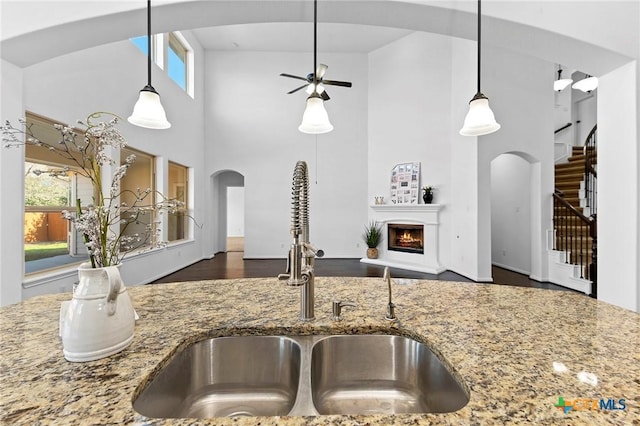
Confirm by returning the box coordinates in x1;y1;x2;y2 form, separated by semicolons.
554;122;572;134
553;192;597;298
584;125;597;216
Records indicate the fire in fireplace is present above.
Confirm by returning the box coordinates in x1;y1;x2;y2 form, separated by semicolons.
388;223;424;254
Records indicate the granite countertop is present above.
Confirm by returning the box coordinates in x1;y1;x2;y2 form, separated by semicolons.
1;277;639;425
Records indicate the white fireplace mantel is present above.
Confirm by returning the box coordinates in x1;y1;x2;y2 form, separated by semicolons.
362;204;445;274
370;204;443;214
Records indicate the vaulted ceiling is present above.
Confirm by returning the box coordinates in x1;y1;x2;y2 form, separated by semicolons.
1;1;637;75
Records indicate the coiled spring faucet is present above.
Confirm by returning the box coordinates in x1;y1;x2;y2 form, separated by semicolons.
278;161;324;321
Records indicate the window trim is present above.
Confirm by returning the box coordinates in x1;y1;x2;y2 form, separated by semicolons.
167;160;191;242
168;31;194;97
119;146;158;252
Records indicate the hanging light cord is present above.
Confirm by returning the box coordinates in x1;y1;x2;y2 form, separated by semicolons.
476;0;481;94
146;0;152;87
313;0;318;88
315;135;318;184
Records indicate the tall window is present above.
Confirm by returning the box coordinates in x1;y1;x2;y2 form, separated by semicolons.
131;35;150;56
168;162;189;242
24;113;90;274
130;32;192;95
120;147;156;251
168;32;187;91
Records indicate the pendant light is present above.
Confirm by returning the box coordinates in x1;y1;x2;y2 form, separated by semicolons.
128;0;171;130
298;0;333;134
554;66;573;92
572;74;598;93
460;0;500;137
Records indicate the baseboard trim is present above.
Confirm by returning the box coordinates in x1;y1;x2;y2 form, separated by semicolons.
359;258;446;275
139;257;208;285
529;274;547;282
448;267;493;283
492;262;531;277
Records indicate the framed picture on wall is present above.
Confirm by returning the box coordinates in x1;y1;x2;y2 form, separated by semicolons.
390;162;420;204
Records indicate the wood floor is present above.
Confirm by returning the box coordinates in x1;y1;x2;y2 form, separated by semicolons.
151;251;571;292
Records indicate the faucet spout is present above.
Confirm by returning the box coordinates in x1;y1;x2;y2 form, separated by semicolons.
278;161;323;321
383;267;397;321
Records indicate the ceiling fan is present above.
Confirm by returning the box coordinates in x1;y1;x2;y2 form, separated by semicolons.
280;0;352;102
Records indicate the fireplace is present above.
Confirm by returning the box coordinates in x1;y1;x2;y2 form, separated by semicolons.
363;205;443;274
388;223;424;254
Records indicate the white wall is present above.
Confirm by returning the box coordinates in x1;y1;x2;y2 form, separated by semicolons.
227;187;245;237
449;37;482;280
204;51;368;259
575;93;597;146
368;32;455;268
553;79;574;162
491;154;532;275
0;60;25;306
1;33;207;302
598;61;638;312
461;43;555;282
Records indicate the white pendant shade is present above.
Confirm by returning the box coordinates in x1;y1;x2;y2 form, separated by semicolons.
572;76;598;93
459;95;501;136
129;1;170;130
299;96;333;134
128;87;171;129
554;78;573;92
460;0;500;137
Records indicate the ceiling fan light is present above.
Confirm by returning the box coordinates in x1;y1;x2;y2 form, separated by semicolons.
299;95;333;134
128;86;171;129
572;76;598;93
554;78;573;92
459;94;500;136
305;83;325;95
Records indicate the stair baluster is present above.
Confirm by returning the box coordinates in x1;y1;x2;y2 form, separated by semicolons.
552;192;596;297
584;125;597;217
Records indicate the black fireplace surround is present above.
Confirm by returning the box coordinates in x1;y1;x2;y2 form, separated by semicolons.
387;223;424;254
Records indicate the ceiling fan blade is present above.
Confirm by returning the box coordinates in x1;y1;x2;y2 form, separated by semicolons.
320;91;330;101
280;73;310;82
316;64;328;80
323;79;352;88
287;84;308;95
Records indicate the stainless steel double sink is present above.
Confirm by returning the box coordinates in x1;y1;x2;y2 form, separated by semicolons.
133;334;469;418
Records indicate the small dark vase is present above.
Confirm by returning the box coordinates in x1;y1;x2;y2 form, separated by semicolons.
423;192;433;204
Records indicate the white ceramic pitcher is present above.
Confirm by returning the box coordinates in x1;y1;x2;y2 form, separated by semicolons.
61;262;135;362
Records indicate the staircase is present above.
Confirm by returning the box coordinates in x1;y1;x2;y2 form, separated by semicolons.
555;147;586;209
549;126;597;296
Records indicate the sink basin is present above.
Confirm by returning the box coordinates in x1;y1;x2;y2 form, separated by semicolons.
134;334;468;418
133;336;301;418
310;335;469;415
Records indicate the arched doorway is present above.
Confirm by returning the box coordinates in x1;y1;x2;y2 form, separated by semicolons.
490;152;539;277
226;186;245;252
210;170;244;255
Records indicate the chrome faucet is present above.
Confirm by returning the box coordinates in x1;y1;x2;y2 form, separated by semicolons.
278;161;324;321
383;267;397;321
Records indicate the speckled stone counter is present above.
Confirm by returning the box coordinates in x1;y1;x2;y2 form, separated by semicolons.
1;277;639;425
